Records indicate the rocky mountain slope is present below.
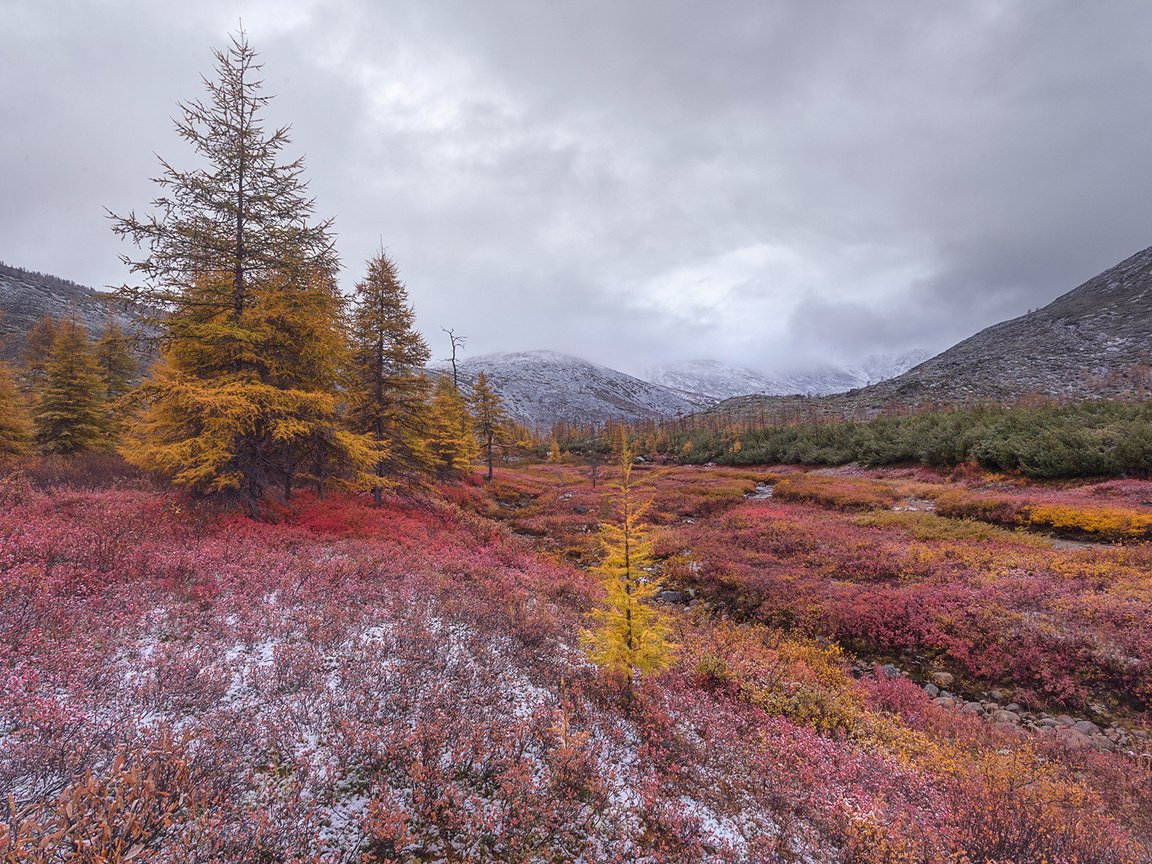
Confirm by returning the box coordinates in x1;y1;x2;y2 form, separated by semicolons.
451;350;698;428
710;245;1152;422
0;262;135;360
646;350;931;400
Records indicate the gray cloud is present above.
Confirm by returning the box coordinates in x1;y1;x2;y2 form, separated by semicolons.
3;0;1151;375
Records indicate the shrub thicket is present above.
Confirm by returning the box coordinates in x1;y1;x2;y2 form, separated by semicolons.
667;401;1152;478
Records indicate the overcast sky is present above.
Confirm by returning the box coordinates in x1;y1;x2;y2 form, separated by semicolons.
3;1;1151;375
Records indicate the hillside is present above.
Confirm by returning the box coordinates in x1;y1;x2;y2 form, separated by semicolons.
708;245;1152;422
451;350;699;427
0;261;137;360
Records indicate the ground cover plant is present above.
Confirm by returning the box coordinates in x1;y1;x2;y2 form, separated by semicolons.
4;459;1152;862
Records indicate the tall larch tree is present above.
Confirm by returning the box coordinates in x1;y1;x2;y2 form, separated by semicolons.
0;363;32;454
345;252;433;504
426;376;478;478
109;32;350;509
33;320;108;455
581;434;675;685
470;370;508;481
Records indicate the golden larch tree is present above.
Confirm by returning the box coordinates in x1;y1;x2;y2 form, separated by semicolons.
345;252;433;503
426;376;478;478
20;314;58;395
581;435;675;682
470;370;509;481
108;33;359;509
33;320;109;455
93;321;138;400
123;265;377;505
0;362;32;454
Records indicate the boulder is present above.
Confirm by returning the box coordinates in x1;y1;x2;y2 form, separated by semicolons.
1055;728;1093;750
1072;720;1101;736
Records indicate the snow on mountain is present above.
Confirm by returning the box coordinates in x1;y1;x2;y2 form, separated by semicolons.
645;350;932;401
0;261;135;361
849;349;935;386
451;350;698;428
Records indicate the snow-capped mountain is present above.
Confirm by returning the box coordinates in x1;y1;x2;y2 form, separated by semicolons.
450;350;698;428
645;350;932;401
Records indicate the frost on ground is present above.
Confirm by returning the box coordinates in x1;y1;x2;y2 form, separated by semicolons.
1;481;1149;863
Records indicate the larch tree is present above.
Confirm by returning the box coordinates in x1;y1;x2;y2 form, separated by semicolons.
581;434;675;685
94;321;138;400
426;376;478;478
20;314;58;394
470;370;508;481
33;320;109;455
123;263;377;503
0;363;32;454
108;32;350;509
345;252;432;504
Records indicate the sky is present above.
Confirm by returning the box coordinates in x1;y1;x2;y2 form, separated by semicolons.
3;0;1152;376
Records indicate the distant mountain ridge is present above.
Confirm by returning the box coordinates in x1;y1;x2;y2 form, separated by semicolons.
448;350;698;428
709;245;1152;422
645;350;932;401
0;261;134;360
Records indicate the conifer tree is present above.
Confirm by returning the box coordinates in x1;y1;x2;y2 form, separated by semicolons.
110;31;336;328
0;363;32;454
94;321;138;400
426;376;478;477
581;435;675;683
345;252;433;503
470;370;508;481
548;440;562;462
108;32;354;508
33;320;108;455
124;265;377;504
20;314;58;394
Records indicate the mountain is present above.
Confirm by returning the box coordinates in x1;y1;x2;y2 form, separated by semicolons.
645;349;932;401
0;261;136;360
451;350;698;428
709;245;1152;422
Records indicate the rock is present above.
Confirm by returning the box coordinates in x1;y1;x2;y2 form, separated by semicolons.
1092;735;1117;752
961;702;984;715
930;671;954;688
654;590;690;605
1036;718;1059;728
1055;714;1077;728
880;664;900;680
988;689;1006;702
1072;720;1101;736
923;683;940;698
1055;728;1093;750
933;696;957;710
1005;702;1021;712
991;710;1021;725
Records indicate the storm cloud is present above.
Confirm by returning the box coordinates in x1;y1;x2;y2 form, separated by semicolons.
3;0;1151;374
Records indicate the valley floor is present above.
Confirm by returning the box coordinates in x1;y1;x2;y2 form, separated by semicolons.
1;461;1151;862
